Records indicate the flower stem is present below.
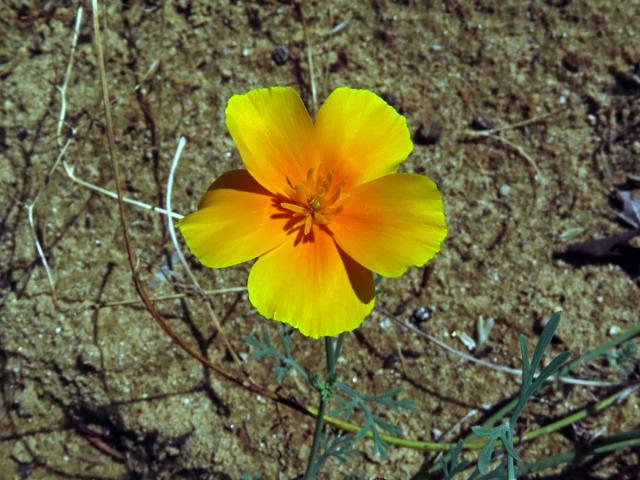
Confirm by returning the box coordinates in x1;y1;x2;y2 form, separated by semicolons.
303;335;342;480
304;394;327;480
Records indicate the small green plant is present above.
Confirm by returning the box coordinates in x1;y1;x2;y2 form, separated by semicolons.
247;326;415;476
246;314;640;479
246;326;308;385
332;383;416;459
439;312;570;480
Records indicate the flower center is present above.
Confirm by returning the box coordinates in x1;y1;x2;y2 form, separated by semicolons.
279;167;349;236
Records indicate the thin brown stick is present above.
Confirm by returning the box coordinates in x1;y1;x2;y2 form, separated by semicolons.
90;0;238;385
165;138;243;367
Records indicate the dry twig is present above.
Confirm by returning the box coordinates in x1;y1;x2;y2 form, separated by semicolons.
461;105;571;185
90;0;239;385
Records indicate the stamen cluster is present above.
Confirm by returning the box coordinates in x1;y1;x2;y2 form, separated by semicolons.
279;167;348;235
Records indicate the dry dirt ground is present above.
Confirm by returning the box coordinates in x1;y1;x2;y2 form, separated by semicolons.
1;1;640;479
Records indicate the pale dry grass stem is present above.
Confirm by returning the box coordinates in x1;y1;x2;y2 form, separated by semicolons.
376;306;616;388
25;7;84;307
62;159;183;220
461;104;571;185
165;137;245;368
91;287;247;310
299;0;318;115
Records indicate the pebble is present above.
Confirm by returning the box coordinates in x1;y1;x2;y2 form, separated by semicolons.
499;183;511;197
562;52;581;73
452;331;477;351
470;114;494;131
609;325;622;336
412;306;430;323
272;46;289;66
413;121;442;146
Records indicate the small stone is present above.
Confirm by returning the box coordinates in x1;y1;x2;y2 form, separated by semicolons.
272;46;289;66
413;121;442;146
562;52;581;73
16;462;31;479
412;306;430;323
609;325;622;336
611;67;640;91
499;183;511;197
470;114;494;131
166;446;180;456
452;331;476;351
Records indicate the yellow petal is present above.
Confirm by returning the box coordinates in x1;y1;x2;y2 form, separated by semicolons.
248;227;374;338
315;87;413;189
331;173;447;277
226;86;316;194
178;170;287;268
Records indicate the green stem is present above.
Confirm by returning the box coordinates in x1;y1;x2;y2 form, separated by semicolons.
303;336;341;480
516;428;640;476
558;323;640;377
305;383;633;455
298;323;638;477
481;322;640;437
303;395;327;480
487;323;640;433
520;387;630;443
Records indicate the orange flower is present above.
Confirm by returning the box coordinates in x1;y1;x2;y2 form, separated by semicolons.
178;87;447;338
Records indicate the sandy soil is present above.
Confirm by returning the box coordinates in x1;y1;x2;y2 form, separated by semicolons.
1;1;639;479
